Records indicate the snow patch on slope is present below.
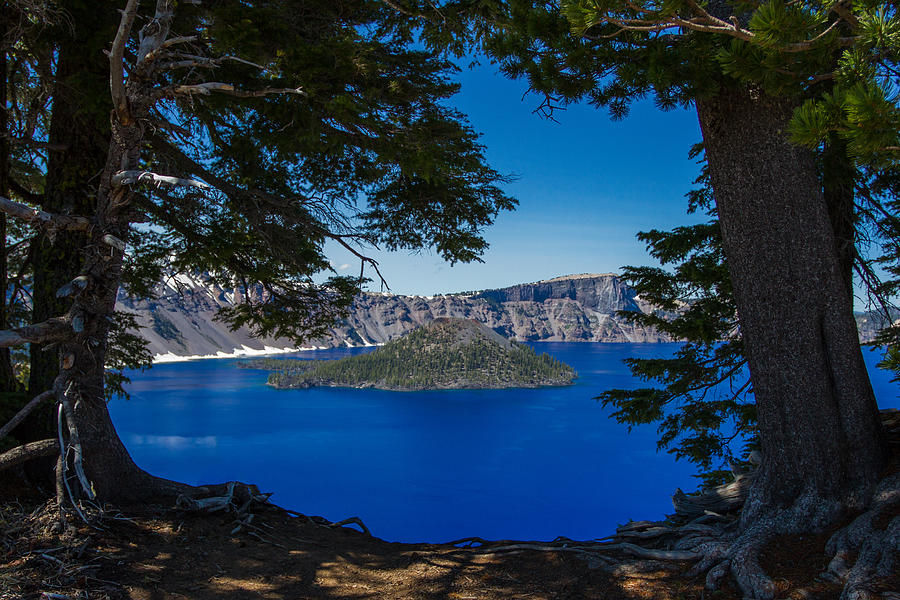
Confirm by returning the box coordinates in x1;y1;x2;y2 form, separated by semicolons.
153;345;300;364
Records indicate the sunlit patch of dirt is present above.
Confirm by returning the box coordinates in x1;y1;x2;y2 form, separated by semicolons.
3;494;894;600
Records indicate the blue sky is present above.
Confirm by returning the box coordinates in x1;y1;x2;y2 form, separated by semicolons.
327;57;705;296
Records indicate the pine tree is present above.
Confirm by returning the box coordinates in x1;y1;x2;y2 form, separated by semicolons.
0;1;513;508
600;143;900;488
387;0;898;596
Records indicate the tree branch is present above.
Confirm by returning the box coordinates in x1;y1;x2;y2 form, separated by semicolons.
0;318;72;348
152;139;389;289
584;0;857;53
112;170;209;189
7;178;42;204
3;135;68;152
56;379;95;501
829;0;859;29
0;439;59;473
0;391;54;440
136;0;176;66
159;53;266;72
0;195;91;231
56;275;90;299
163;81;305;98
109;0;140;124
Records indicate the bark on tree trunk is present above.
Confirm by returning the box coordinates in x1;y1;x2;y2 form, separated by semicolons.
59;191;189;502
822;134;856;303
28;5;116;404
54;2;193;500
12;3;117;489
26;2;114;416
695;86;888;525
0;8;16;392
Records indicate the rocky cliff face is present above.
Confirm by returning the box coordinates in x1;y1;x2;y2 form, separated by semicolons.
116;273;669;360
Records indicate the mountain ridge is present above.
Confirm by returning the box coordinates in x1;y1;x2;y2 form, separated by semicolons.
117;272;892;361
116;273;669;360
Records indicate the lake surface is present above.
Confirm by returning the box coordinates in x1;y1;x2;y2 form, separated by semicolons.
111;342;899;543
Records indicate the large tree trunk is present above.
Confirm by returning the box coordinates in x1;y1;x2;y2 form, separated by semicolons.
9;2;117;489
59;182;189;503
0;7;16;392
822;133;856;304
695;86;888;525
5;2;190;504
26;1;115;413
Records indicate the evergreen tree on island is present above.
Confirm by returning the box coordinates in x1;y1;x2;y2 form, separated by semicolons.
252;318;575;390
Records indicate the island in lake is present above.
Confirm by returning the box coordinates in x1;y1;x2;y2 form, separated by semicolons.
244;318;576;391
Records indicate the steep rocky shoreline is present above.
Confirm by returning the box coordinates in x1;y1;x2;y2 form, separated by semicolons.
117;272;888;361
116;273;670;360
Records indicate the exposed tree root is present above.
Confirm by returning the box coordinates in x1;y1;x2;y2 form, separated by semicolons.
821;471;900;600
596;484;893;599
280;506;374;537
587;410;900;599
329;515;373;536
672;472;756;519
175;480;270;514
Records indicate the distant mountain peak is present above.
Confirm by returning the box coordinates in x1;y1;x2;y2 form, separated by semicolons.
118;272;669;361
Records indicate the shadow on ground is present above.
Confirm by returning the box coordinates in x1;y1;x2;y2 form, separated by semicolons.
2;500;705;600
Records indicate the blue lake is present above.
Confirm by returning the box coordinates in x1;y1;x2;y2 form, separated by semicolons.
111;342;899;544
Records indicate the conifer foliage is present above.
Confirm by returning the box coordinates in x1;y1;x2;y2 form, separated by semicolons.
597;154;755;487
386;1;898;596
0;1;514;507
251;318;575;390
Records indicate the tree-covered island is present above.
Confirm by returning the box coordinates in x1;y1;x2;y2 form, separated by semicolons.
245;318;575;391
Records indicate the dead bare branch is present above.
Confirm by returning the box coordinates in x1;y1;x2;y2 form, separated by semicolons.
0;439;59;473
109;0;140;123
0;318;72;348
164;81;305;98
328;516;372;536
0;390;54;440
112;170;209;189
160;53;267;72
55;276;89;299
0;196;91;231
101;234;127;251
56;379;95;501
161;35;198;48
137;0;176;66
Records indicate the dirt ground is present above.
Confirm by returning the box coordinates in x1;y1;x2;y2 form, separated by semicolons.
3;412;899;600
3;491;892;600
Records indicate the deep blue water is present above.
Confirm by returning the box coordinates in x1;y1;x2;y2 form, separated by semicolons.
111;343;899;544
